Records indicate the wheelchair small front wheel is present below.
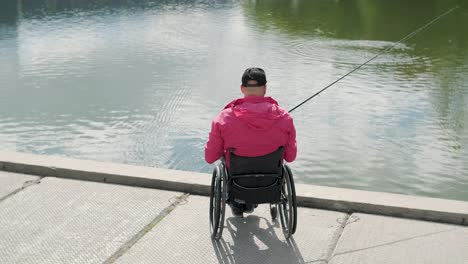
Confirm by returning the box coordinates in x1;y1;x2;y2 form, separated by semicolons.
270;204;278;221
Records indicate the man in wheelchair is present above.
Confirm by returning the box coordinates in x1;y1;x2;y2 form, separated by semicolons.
205;67;297;218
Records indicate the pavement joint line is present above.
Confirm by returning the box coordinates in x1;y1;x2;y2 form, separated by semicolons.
103;192;191;264
325;213;351;263
330;226;461;258
0;176;44;203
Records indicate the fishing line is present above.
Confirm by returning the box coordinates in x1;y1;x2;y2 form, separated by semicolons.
288;6;459;113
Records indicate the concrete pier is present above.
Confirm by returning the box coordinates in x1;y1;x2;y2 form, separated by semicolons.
1;152;468;263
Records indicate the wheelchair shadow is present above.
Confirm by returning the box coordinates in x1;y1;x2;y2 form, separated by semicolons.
211;215;306;264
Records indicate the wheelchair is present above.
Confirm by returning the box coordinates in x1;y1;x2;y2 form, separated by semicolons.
209;147;297;240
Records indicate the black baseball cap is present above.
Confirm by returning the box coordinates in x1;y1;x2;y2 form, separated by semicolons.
242;67;267;87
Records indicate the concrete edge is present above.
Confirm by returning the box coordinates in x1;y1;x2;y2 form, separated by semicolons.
1;163;210;197
0;151;467;226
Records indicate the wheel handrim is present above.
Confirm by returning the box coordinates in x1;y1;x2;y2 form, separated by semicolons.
216;165;227;239
210;173;221;237
284;165;298;234
279;171;294;238
210;165;227;240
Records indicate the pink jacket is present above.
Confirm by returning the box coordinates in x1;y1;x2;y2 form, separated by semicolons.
205;96;297;165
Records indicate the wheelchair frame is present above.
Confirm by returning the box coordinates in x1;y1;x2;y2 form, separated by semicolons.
209;150;297;240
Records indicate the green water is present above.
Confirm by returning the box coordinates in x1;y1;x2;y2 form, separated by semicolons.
0;0;467;200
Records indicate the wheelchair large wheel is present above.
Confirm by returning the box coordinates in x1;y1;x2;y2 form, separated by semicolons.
209;164;227;240
284;165;298;233
278;165;297;239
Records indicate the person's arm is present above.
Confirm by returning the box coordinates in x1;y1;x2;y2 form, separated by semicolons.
205;120;224;164
284;118;297;162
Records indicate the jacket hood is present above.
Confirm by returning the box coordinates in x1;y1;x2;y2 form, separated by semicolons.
223;96;287;130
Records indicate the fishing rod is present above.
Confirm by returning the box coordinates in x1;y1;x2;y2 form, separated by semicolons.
288;6;459;113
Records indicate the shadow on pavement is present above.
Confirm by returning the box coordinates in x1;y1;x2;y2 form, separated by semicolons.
211;215;306;264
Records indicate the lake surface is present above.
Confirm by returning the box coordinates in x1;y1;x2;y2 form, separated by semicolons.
1;0;467;200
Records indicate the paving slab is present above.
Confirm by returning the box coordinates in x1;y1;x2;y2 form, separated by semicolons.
329;213;468;264
115;195;348;264
0;177;181;264
0;171;39;199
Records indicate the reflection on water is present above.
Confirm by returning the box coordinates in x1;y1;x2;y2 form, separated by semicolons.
0;0;467;200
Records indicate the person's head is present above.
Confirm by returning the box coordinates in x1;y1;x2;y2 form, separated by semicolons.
240;67;267;97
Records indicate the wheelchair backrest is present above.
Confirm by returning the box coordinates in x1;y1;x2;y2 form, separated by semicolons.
228;147;284;177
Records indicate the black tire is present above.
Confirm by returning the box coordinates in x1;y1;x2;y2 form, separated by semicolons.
278;166;296;239
209;167;220;238
284;165;298;234
209;164;227;240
